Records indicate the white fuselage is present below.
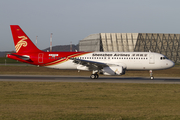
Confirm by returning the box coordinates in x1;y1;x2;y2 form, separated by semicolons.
46;52;174;70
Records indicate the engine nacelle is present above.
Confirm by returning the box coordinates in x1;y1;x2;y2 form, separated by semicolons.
101;66;125;76
77;65;89;71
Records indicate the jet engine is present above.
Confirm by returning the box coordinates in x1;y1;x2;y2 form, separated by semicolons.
101;66;125;75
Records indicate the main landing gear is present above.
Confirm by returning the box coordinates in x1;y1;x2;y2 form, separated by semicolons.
149;70;154;80
90;70;99;79
90;74;99;79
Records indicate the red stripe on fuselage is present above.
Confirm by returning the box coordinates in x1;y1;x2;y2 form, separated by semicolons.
43;52;91;66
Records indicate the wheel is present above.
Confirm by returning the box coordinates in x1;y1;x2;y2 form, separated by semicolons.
90;74;96;79
150;76;154;80
94;74;99;79
90;74;99;79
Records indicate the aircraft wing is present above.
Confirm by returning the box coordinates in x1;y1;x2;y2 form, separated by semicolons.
71;58;111;70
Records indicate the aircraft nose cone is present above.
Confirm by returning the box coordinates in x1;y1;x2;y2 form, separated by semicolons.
168;60;175;68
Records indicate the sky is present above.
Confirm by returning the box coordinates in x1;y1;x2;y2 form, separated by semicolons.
0;0;180;51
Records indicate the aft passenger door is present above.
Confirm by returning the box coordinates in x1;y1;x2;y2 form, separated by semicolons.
38;53;44;63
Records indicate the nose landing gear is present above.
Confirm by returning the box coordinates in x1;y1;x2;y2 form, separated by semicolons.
149;70;154;80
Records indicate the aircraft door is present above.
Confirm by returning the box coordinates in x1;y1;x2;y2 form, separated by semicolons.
38;53;44;63
149;54;155;64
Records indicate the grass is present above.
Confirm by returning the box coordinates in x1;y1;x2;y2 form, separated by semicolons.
0;57;24;64
0;82;180;120
0;64;180;119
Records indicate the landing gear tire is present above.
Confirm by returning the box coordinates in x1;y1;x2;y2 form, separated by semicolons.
90;74;99;79
149;70;154;80
90;74;95;79
95;74;99;79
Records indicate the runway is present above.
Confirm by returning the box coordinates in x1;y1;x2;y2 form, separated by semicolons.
0;75;180;84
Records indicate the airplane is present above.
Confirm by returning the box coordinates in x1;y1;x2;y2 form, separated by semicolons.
7;25;175;79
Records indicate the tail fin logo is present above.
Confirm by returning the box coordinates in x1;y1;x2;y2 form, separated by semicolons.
15;36;28;52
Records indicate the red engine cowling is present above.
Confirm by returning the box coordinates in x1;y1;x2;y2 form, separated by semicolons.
101;66;125;75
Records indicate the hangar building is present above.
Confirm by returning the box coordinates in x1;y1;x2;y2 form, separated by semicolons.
79;33;180;63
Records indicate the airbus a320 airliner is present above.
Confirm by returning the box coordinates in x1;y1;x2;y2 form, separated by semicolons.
7;25;175;79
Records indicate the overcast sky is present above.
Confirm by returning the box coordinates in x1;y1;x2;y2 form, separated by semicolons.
0;0;180;51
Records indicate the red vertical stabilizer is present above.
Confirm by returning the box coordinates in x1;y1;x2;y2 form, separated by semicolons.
10;25;41;53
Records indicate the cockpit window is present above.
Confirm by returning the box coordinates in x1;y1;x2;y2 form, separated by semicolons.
160;56;168;60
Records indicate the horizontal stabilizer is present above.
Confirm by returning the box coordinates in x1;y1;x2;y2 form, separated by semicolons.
8;54;31;61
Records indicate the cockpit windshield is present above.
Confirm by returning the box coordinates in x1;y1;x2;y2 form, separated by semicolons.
160;56;168;60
